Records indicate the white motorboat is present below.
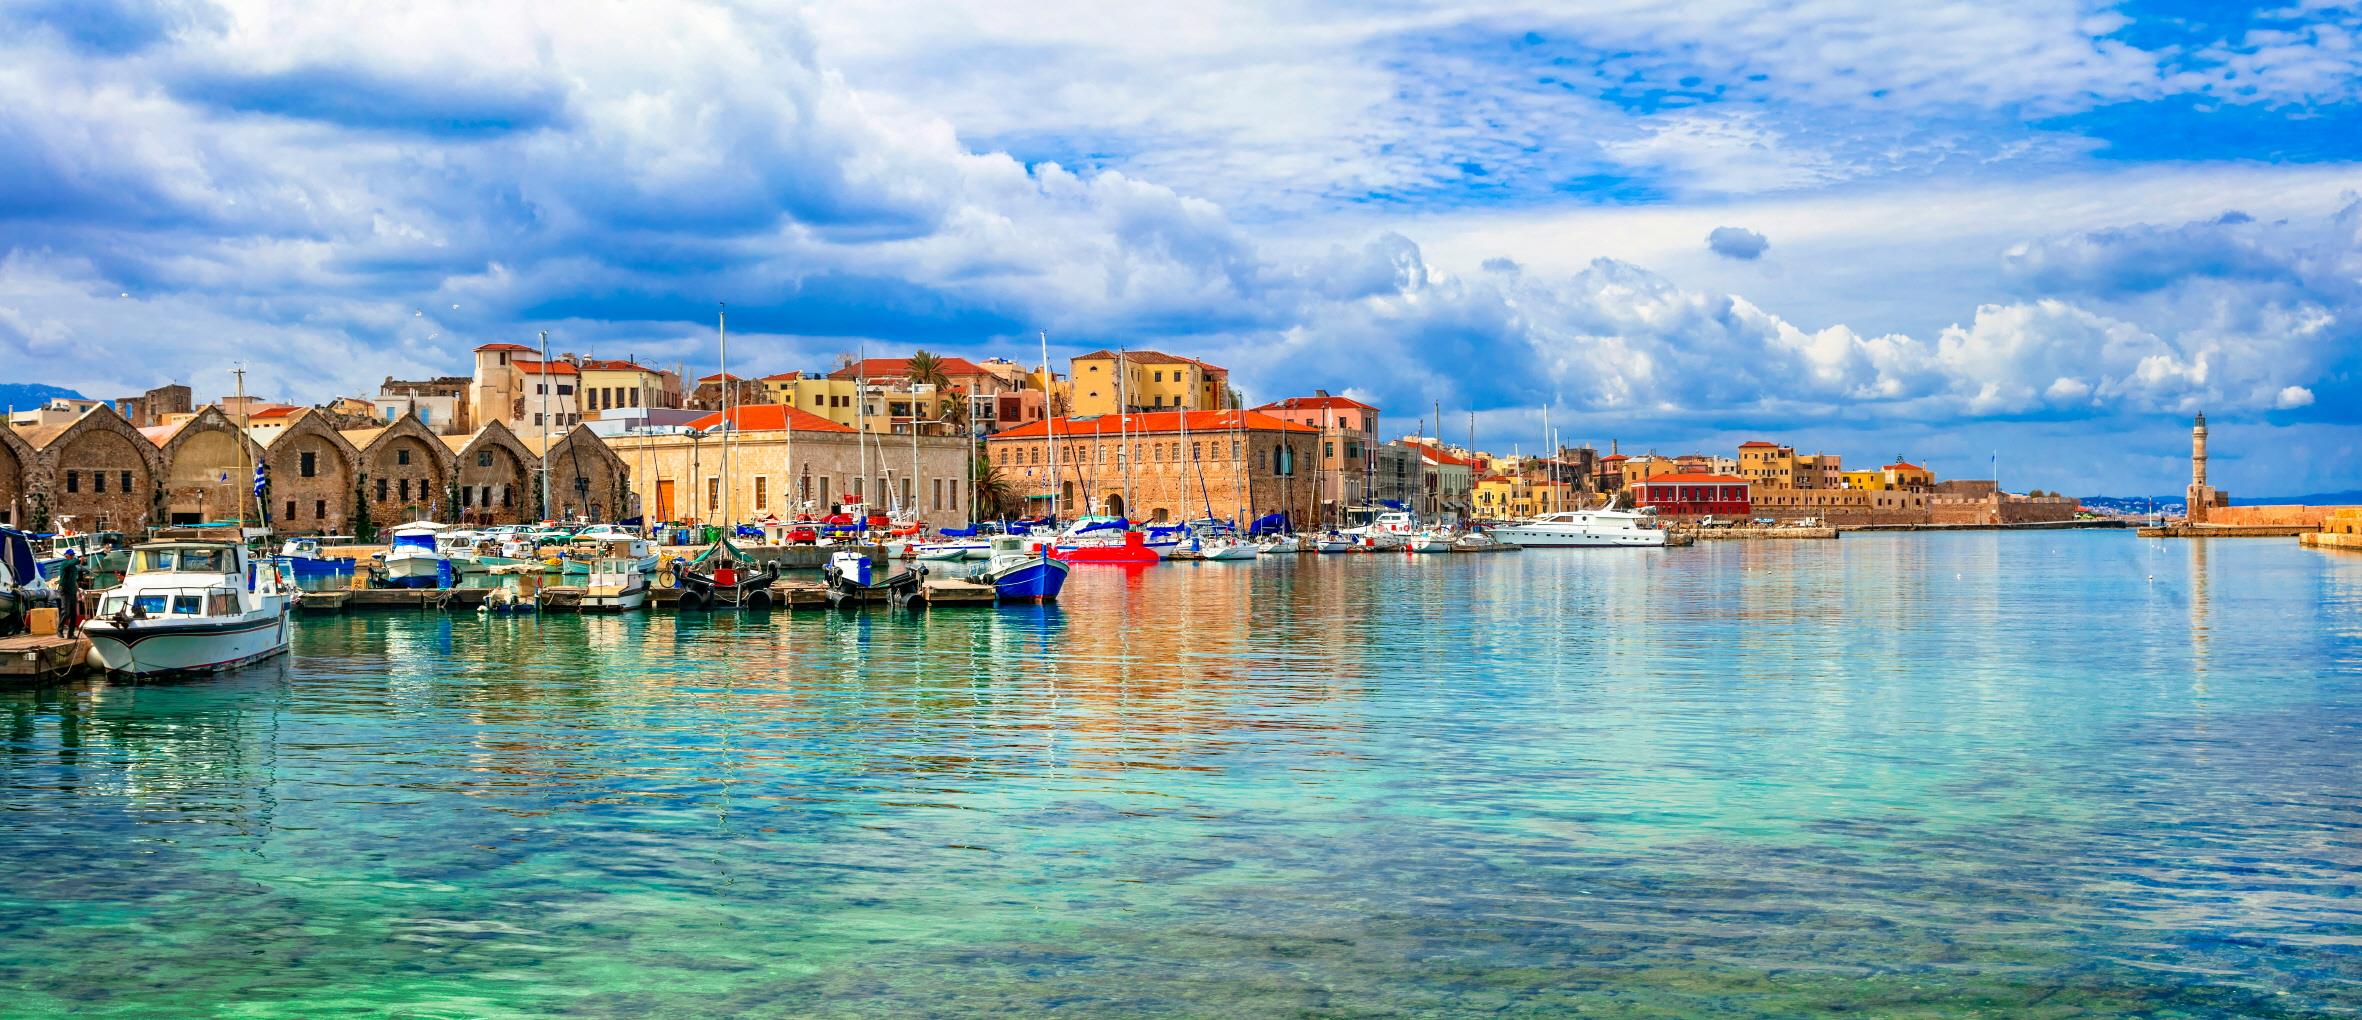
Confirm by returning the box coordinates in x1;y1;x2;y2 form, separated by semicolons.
1454;530;1506;551
577;555;649;612
382;522;451;587
1489;499;1668;548
1199;538;1262;560
85;538;293;675
915;539;987;562
1348;510;1419;550
1315;533;1358;554
1409;530;1456;553
1258;534;1301;554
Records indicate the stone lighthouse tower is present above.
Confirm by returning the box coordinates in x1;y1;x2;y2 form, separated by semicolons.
2186;412;2221;523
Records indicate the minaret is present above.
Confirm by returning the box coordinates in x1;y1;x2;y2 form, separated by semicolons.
2187;412;2210;524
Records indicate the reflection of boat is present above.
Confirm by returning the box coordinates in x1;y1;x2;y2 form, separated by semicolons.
278;536;355;578
979;536;1069;601
0;527;57;635
1489;498;1668;548
381;522;450;587
1053;530;1161;565
84;538;293;676
822;549;923;608
674;539;778;610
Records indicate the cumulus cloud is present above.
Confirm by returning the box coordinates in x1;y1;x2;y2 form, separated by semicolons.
1706;225;1770;260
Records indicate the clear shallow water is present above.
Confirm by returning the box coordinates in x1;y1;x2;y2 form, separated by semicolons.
3;533;2359;1018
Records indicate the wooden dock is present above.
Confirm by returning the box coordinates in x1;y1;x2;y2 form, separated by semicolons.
0;635;88;683
296;588;495;612
921;577;997;605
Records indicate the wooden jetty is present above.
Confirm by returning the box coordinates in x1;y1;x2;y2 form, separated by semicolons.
0;634;89;683
920;577;997;605
296;588;496;612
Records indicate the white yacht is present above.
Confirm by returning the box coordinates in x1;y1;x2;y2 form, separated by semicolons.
382;522;450;588
85;539;294;675
1489;501;1667;548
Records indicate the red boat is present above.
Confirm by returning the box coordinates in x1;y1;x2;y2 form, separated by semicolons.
1051;530;1161;565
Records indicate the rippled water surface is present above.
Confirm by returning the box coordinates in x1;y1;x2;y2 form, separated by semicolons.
4;533;2360;1017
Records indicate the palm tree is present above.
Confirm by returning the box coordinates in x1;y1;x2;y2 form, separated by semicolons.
973;453;1014;518
905;350;955;434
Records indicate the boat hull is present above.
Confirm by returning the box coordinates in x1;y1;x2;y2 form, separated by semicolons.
987;558;1069;601
84;612;292;676
1489;527;1667;548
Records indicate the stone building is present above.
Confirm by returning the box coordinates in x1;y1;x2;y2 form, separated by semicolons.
0;426;32;527
113;384;193;429
531;425;632;523
985;409;1321;525
257;410;361;535
442;422;538;526
1252;394;1381;521
608;405;967;527
146;407;264;526
341;413;456;526
2185;412;2228;523
18;404;165;533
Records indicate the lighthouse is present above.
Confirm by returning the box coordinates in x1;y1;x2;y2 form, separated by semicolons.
2186;413;2221;523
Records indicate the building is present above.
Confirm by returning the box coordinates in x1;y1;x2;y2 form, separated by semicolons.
441;422;540;526
984;409;1320;524
1471;475;1573;520
374;376;471;433
1251;393;1380;523
1373;443;1421;508
1403;439;1477;518
1632;473;1751;520
112;384;193;429
470;343;583;431
687;373;767;413
759;373;863;430
578;359;682;420
1068;350;1230;416
608;404;969;527
8;397;108;428
12;404;165;533
143;407;264;526
254;409;361;535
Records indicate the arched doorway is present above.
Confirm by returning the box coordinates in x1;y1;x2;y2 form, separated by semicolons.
1103;493;1125;520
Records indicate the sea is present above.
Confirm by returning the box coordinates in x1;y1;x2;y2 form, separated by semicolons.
2;532;2357;1017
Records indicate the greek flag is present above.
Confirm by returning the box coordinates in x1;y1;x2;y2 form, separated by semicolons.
252;461;269;498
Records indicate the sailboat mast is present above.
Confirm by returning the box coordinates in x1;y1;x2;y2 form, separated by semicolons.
718;304;731;527
233;365;250;533
1041;330;1056;522
538;329;551;520
856;344;868;514
1118;348;1132;519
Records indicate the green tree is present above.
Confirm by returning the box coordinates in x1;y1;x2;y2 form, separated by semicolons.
973;453;1014;519
352;473;376;543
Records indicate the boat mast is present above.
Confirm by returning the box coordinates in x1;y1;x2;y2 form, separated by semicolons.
1118;348;1132;520
1040;330;1056;523
856;343;868;514
233;364;250;533
718;303;731;528
538;329;551;521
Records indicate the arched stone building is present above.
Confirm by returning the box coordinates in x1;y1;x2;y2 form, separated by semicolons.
534;425;630;522
442;422;536;526
258;410;360;535
340;413;455;527
148;407;266;526
0;426;31;527
20;405;165;534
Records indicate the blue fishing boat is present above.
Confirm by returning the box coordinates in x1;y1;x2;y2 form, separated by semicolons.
979;536;1068;602
277;536;354;580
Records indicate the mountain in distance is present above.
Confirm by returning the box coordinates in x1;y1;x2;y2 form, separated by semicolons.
0;383;84;411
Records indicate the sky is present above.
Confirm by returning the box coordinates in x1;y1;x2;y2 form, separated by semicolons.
3;0;2359;495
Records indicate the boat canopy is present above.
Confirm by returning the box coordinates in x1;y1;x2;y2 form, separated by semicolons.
1248;512;1292;536
687;537;751;567
0;528;39;582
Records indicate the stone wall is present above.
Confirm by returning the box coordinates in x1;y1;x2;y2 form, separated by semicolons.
263;413;360;535
356;419;455;525
1928;493;2081;526
2205;504;2361;528
1748;485;1931;526
544;427;629;522
31;409;164;533
450;425;535;526
0;431;26;527
156;410;263;525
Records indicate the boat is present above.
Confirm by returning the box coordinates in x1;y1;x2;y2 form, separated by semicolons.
83;538;294;676
1347;510;1419;550
978;535;1069;601
822;548;924;608
548;553;649;612
0;527;57;636
1199;538;1261;560
559;528;657;576
1454;530;1506;551
1258;534;1301;554
1052;530;1161;565
1488;497;1669;548
672;539;779;610
1314;533;1358;554
381;522;451;588
915;539;986;562
277;536;355;579
1409;530;1457;553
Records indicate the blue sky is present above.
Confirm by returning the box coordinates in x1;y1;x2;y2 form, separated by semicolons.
2;0;2359;494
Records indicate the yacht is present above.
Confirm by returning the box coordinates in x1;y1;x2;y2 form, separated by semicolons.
381;522;450;587
1489;501;1667;548
85;539;293;675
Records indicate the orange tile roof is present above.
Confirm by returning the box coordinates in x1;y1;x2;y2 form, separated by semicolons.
1074;349;1228;374
760;371;804;381
989;409;1315;439
684;404;857;433
1635;472;1751;485
580;359;660;373
1885;461;1929;472
1254;395;1378;413
513;359;579;375
696;372;746;383
1738;440;1780;449
475;342;534;352
826;356;992;381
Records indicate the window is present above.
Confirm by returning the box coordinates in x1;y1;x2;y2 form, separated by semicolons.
377;478;389;501
419;407;433;426
299;451;317;477
754;476;768;510
557;384;573;396
819;477;830;503
707;477;720;510
94;471;106;494
285;499;296;520
65;471;78;493
396;448;411;466
384;407;399;422
399;479;411;500
1232;440;1241;460
932;477;942;511
315;499;327;520
1325;442;1335;459
533;413;544;426
502;487;513;508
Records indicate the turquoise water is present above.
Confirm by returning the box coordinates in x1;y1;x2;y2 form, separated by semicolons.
3;533;2359;1017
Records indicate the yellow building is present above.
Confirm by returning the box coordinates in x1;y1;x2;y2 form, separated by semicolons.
1844;460;1935;491
1069;350;1230;416
760;373;863;430
579;359;683;420
1472;476;1571;519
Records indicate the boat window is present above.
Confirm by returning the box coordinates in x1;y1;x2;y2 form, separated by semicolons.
209;593;237;616
131;594;169;615
181;549;226;572
99;595;124;615
171;595;203;615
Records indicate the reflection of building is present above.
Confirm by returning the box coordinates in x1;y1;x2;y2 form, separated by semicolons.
985;410;1318;524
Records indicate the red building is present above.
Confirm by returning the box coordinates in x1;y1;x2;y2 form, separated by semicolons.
1632;472;1750;519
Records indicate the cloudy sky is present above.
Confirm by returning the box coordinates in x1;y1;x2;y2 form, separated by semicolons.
4;0;2359;494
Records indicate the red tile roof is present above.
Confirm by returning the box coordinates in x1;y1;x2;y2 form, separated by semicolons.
1418;448;1477;468
696;373;746;383
989;409;1315;439
1635;472;1751;485
580;359;661;373
249;405;304;419
1885;461;1929;472
513;359;579;375
1602;453;1630;462
685;404;857;433
475;342;535;353
1253;395;1378;413
826;356;992;381
1738;440;1780;449
760;371;803;381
